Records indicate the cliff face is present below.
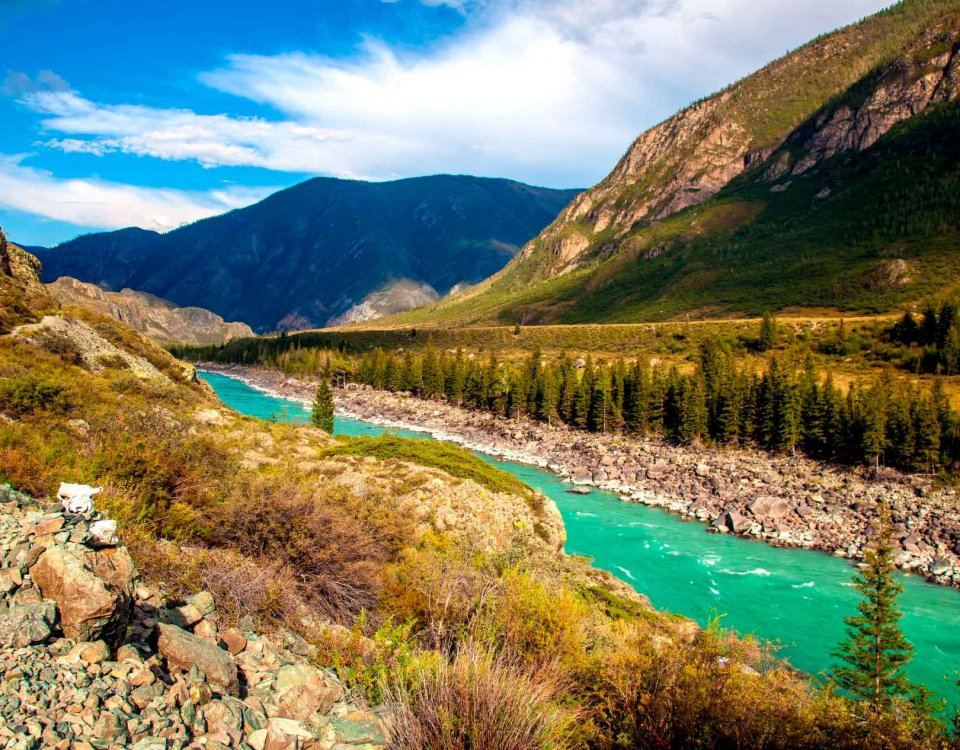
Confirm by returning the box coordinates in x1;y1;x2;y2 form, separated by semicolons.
48;277;255;346
513;2;960;281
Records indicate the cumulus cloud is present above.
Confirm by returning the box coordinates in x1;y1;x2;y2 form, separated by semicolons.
14;0;892;189
0;156;275;232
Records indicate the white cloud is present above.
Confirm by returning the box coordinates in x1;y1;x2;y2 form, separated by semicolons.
0;156;275;233
16;0;893;188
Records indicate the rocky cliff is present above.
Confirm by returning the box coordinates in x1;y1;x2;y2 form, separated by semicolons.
516;2;960;280
48;277;254;347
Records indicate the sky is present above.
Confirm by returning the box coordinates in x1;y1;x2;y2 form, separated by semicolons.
0;0;894;247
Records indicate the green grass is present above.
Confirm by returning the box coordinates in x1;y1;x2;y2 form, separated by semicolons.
322;434;533;498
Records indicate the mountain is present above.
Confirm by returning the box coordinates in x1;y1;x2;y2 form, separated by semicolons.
47;277;254;346
400;0;960;326
33;175;581;332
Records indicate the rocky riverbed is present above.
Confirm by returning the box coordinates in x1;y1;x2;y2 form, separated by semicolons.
197;364;960;588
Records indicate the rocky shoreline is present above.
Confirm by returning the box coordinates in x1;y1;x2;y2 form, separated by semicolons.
196;363;960;589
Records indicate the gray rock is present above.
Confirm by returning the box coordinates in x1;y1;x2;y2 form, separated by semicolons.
0;600;56;648
156;623;239;696
30;545;136;647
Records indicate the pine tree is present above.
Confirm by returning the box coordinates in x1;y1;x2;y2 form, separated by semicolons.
311;378;335;434
832;502;914;713
758;312;778;351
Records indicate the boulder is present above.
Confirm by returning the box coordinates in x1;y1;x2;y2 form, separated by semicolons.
748;497;790;520
645;460;670;480
0;600;56;648
157;623;239;696
274;663;343;720
30;545;135;646
720;510;751;534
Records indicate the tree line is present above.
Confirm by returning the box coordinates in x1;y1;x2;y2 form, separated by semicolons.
310;342;959;475
890;301;960;375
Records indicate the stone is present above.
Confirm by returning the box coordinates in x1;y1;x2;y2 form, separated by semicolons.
156;624;239;696
187;591;216;617
220;628;247;655
694;463;710;478
720;510;751;534
0;601;55;648
33;516;65;536
194;617;219;641
88;520;119;547
30;545;135;647
263;718;312;750
92;711;127;743
748;497;790;520
165;603;203;628
274;663;343;720
645;460;670;480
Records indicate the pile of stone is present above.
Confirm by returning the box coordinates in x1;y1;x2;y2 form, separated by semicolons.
0;484;387;750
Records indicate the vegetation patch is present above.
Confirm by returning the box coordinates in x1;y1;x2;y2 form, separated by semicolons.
322;434;533;498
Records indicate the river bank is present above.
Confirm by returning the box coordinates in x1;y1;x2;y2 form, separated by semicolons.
196;362;960;588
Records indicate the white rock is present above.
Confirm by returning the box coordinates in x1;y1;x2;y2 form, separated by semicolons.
89;519;119;547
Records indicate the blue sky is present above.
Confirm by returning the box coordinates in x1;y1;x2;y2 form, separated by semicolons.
1;0;893;246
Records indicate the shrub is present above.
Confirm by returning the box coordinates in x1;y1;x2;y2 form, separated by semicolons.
0;374;72;417
32;330;84;365
126;536;304;629
385;645;576;750
584;620;840;750
207;479;389;621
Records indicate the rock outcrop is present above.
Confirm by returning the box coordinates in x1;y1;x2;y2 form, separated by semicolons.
0;486;388;749
48;277;255;347
326;279;441;327
0;228;11;278
14;315;172;382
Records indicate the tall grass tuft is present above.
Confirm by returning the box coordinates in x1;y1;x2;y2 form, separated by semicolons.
385;644;575;750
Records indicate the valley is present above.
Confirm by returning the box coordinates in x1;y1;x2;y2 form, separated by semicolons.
3;0;960;746
197;367;960;710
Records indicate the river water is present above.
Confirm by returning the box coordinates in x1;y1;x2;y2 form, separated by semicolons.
200;370;960;706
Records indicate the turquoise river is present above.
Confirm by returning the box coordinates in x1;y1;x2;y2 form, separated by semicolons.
201;370;960;707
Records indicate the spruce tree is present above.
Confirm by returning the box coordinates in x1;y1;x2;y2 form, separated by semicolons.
311;378;335;434
758;312;778;351
832;502;914;713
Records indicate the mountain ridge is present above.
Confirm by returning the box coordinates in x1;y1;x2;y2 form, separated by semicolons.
34;175;582;332
47;276;255;346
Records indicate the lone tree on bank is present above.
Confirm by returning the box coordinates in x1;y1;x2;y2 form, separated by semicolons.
311;378;335;434
832;501;915;714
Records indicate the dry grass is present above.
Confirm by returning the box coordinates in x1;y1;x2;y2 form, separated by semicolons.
207;478;392;622
385;645;577;750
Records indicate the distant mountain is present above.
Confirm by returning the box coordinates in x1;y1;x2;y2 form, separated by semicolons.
48;277;254;346
34;176;581;331
404;0;960;326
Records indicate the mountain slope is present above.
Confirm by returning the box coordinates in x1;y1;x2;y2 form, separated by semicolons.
34;176;581;332
47;277;255;346
398;0;960;325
